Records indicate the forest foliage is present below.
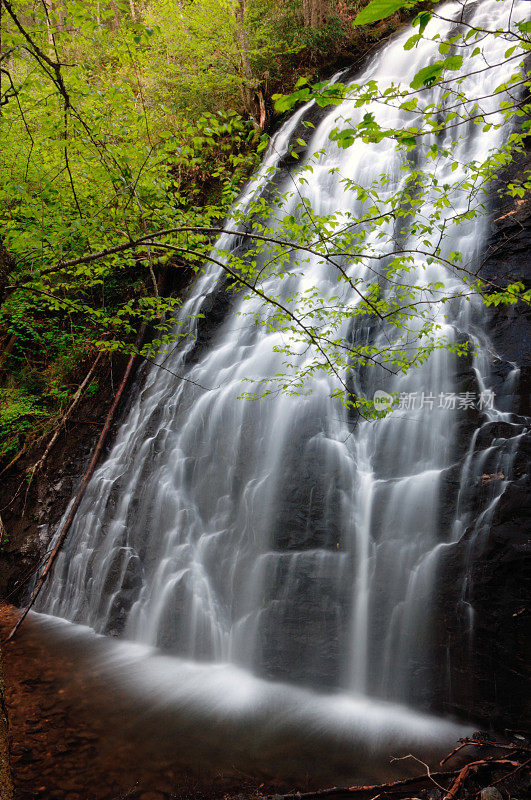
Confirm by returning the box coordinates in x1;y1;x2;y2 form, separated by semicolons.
0;0;530;466
0;0;383;463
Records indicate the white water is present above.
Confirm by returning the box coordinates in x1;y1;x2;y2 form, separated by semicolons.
24;611;468;783
39;0;527;742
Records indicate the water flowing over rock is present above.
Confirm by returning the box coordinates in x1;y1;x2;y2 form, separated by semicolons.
38;0;529;729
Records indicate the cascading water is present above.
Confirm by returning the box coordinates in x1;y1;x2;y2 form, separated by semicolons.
38;0;528;725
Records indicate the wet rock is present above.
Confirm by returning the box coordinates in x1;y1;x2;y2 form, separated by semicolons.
438;462;463;534
474;420;525;450
427;139;531;728
487;358;521;413
480;788;503;800
431;473;531;728
258;552;348;689
102;547;143;636
182;276;234;367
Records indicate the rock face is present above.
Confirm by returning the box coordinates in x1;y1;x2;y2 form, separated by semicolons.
1;111;529;737
0;267;189;606
428;145;531;729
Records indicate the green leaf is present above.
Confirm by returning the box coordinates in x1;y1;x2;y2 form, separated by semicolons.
410;62;444;89
354;0;409;26
404;34;421;51
414;11;432;35
443;54;463;71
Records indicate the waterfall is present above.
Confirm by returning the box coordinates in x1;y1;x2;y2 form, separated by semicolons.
39;0;528;716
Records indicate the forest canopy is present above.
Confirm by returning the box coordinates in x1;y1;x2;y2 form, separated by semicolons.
0;0;530;466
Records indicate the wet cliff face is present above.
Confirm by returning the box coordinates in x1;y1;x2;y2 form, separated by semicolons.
0;356;131;604
2;89;529;735
0;266;191;606
429;146;531;729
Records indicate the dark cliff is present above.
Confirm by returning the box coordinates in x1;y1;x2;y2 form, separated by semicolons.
0;117;529;735
430;144;531;730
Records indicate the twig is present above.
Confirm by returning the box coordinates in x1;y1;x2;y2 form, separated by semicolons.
390;755;448;792
441;738;531;766
275;751;530;800
275;769;462;800
0;445;29;479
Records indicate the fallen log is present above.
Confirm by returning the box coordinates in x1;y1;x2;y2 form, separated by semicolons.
30;351;103;476
3;332;144;643
0;352;103;483
274;770;461;800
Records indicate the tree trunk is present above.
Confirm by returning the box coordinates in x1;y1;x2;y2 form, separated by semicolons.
232;2;270;129
52;1;65;32
302;0;328;27
234;0;256;121
42;0;55;47
109;1;121;30
302;0;310;27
